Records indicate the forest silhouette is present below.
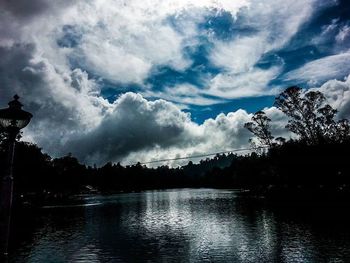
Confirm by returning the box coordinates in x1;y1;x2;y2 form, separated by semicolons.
1;86;350;207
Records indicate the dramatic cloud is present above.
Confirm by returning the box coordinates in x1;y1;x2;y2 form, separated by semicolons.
61;93;200;165
206;0;316;98
313;74;350;119
59;93;292;166
1;0;350;166
0;43;109;151
54;92;252;165
65;75;350;166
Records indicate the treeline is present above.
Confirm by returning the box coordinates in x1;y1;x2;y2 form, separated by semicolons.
0;86;349;205
4;143;227;195
0;140;239;205
1;135;349;206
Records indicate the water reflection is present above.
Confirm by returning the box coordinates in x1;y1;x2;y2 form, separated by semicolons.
9;189;350;262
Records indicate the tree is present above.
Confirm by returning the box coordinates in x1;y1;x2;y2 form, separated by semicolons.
274;86;349;144
13;142;53;193
244;110;274;147
0;127;23;154
332;119;350;143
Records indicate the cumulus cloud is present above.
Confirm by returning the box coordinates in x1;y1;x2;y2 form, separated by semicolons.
58;92;253;166
0;43;109;150
61;93;197;164
312;74;350;119
0;0;251;166
41;75;350;167
57;92;297;167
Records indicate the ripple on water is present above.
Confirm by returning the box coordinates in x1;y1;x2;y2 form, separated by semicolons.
9;189;350;263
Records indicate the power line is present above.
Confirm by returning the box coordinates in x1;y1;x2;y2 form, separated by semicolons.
137;146;269;165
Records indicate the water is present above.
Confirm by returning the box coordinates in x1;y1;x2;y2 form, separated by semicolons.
8;189;350;262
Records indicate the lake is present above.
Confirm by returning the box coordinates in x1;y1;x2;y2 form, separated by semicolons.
8;189;350;262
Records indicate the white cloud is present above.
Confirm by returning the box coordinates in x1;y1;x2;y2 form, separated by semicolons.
336;25;350;43
0;0;249;86
284;52;350;85
79;36;153;84
210;35;267;73
204;67;281;99
312;74;350;119
50;0;249;85
263;106;292;139
206;0;316;98
142;84;224;106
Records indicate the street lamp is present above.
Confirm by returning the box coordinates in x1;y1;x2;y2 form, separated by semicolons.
0;95;32;256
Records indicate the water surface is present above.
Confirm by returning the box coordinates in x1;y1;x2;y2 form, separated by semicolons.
9;189;350;262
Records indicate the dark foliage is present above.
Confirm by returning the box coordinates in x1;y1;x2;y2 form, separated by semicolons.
244;110;273;147
274;86;349;144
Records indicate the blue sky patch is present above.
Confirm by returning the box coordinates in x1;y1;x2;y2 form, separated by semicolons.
188;96;276;123
199;9;258;41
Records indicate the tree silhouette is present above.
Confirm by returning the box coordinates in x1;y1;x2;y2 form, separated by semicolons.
274;86;349;144
244;110;274;147
333;119;350;142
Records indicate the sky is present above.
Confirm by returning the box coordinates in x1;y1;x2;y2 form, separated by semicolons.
1;0;350;166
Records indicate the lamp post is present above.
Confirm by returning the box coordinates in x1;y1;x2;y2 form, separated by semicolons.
0;95;32;256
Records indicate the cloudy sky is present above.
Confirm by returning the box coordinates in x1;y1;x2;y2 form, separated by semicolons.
1;0;350;166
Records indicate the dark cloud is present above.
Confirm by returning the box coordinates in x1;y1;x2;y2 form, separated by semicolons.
0;0;76;47
0;44;38;106
0;43;107;154
54;93;262;166
62;93;195;164
0;0;74;19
